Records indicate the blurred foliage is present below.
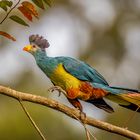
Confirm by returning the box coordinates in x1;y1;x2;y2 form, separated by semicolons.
0;0;140;140
0;0;51;41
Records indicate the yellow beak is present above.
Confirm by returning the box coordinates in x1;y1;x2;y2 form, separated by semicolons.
23;45;32;52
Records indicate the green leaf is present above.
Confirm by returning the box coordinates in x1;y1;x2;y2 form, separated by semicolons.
31;0;44;9
9;15;29;26
43;0;52;7
5;1;13;7
0;0;13;11
0;1;8;11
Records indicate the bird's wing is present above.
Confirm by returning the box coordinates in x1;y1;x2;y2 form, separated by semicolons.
61;57;109;85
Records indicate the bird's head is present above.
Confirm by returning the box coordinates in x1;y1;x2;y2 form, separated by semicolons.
23;34;50;54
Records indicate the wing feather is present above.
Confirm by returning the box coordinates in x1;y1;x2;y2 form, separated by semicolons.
58;57;109;85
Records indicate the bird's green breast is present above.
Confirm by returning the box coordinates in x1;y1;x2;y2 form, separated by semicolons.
50;63;81;90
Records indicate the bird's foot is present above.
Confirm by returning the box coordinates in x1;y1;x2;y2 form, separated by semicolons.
48;86;67;97
80;111;86;123
76;107;86;122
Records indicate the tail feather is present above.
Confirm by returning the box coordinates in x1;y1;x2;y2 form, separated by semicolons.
87;98;114;113
109;86;140;112
110;86;140;93
119;103;140;112
119;93;140;105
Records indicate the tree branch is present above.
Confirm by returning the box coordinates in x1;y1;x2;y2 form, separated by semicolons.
0;85;140;140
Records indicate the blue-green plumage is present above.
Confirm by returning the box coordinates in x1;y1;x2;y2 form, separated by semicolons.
34;50;57;77
34;49;108;86
23;34;140;113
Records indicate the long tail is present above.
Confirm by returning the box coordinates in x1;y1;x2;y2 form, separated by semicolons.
107;86;140;112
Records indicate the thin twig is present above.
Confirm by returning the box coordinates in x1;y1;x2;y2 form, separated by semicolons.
18;100;47;140
0;0;21;24
84;124;97;140
85;127;91;140
71;112;97;140
0;85;140;140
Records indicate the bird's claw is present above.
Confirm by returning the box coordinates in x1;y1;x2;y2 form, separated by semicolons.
48;86;58;92
48;86;66;97
76;108;86;122
80;111;86;122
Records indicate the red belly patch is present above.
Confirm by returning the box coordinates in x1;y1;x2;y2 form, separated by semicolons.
66;82;109;100
67;88;80;99
80;82;109;100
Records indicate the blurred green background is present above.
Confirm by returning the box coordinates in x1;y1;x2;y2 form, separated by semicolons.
0;0;140;139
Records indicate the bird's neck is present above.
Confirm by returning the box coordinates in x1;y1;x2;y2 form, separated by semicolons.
33;49;47;60
33;49;51;66
33;49;57;76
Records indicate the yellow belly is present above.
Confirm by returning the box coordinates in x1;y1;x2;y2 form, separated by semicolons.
50;63;81;90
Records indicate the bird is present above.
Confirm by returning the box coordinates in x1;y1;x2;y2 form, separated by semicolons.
23;34;140;113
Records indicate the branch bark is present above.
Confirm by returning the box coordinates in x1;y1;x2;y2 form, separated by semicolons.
0;85;140;140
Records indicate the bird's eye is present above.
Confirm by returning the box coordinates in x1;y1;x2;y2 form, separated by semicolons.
32;45;36;48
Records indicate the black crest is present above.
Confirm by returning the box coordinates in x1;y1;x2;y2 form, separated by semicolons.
29;34;50;49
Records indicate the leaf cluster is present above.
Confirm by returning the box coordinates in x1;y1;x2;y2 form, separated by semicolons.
0;0;51;41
